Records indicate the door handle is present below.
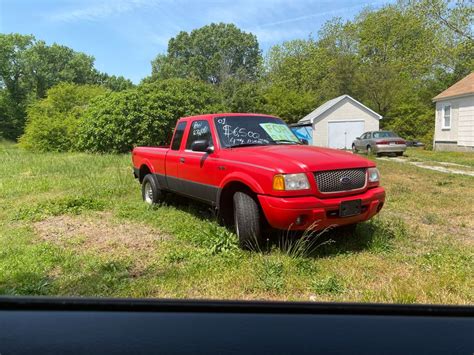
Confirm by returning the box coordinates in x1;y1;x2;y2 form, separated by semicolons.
179;157;185;163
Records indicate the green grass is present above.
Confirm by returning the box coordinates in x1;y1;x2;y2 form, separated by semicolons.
0;142;472;304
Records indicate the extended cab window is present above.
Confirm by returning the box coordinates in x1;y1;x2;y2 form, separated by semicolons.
186;120;213;149
171;121;187;150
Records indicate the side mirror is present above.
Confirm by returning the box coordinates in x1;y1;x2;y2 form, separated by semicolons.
356;137;361;140
300;138;309;145
191;139;214;153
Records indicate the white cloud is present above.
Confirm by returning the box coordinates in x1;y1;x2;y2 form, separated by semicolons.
47;0;162;22
257;0;385;28
250;27;310;44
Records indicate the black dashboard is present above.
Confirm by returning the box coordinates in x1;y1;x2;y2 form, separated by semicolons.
0;297;472;354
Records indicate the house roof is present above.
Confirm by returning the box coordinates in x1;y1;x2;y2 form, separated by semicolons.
433;72;474;102
298;94;382;124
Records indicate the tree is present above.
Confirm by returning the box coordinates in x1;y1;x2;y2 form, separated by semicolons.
77;79;226;153
409;0;473;41
0;34;35;139
149;23;262;85
26;41;97;99
19;83;108;152
260;84;316;123
0;33;134;140
93;72;134;91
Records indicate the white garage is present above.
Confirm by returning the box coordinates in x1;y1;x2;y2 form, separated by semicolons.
296;95;382;149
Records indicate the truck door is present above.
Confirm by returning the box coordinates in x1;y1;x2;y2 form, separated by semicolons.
165;121;187;192
178;119;219;204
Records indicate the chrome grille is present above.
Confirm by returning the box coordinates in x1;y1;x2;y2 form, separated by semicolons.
314;168;367;193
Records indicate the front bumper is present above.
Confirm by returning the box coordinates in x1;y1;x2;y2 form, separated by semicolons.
374;144;407;153
258;187;385;231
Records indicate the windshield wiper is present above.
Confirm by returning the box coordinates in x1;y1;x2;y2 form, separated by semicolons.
227;143;268;148
271;139;302;145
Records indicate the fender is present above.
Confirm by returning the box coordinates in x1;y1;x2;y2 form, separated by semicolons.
139;159;155;174
216;172;266;210
219;171;265;194
134;158;155;182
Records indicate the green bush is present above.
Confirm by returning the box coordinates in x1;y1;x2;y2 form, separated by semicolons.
77;78;226;153
19;83;108;152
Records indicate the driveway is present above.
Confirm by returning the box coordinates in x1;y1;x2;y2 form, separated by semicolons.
377;156;474;177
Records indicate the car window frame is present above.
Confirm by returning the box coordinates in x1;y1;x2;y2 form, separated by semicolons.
185;119;214;150
171;121;187;151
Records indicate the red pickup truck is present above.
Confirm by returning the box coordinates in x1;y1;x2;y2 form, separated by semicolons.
132;113;385;248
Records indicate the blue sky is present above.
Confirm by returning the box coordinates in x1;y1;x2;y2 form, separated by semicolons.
1;0;392;83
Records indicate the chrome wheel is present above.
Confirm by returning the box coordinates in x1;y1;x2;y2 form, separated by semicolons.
144;181;153;204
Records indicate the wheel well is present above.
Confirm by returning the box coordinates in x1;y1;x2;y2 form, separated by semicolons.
138;164;151;183
218;182;257;226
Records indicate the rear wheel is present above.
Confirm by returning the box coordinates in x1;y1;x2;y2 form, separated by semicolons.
141;174;164;205
233;191;263;250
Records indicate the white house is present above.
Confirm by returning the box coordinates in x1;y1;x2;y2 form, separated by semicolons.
295;95;381;149
432;72;474;152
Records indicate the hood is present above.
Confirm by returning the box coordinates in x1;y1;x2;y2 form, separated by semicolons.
221;145;375;173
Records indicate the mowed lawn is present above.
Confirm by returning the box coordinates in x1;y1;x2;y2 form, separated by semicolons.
0;142;472;304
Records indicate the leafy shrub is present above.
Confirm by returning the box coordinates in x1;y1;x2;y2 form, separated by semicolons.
77;78;226;153
19;83;108;152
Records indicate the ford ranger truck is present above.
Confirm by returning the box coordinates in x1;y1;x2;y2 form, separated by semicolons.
132;113;385;249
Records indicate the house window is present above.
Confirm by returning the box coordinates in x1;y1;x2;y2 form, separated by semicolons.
442;104;451;129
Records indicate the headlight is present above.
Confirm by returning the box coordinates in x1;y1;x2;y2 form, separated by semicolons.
368;167;380;182
273;173;310;191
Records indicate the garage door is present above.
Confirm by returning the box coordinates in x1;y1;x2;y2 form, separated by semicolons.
328;121;365;149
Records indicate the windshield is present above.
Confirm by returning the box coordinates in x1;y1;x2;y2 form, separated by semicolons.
1;0;472;312
214;116;300;147
373;131;398;138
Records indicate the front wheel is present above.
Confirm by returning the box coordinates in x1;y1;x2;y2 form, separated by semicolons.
233;191;263;250
367;145;373;155
352;144;358;153
141;174;164;205
396;152;404;157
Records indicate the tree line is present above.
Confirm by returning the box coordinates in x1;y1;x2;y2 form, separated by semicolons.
1;0;472;152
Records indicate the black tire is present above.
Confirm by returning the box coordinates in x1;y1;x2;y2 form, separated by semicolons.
367;145;372;155
352;144;358;153
141;174;164;205
396;152;404;157
233;191;263;250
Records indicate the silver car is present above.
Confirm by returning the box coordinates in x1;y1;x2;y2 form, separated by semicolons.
352;131;407;156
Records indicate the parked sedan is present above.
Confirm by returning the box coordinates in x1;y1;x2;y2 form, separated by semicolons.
352;131;407;156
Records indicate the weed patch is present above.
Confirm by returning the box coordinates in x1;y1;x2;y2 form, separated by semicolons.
203;224;239;255
258;258;285;293
15;196;105;221
312;276;344;295
357;217;409;253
